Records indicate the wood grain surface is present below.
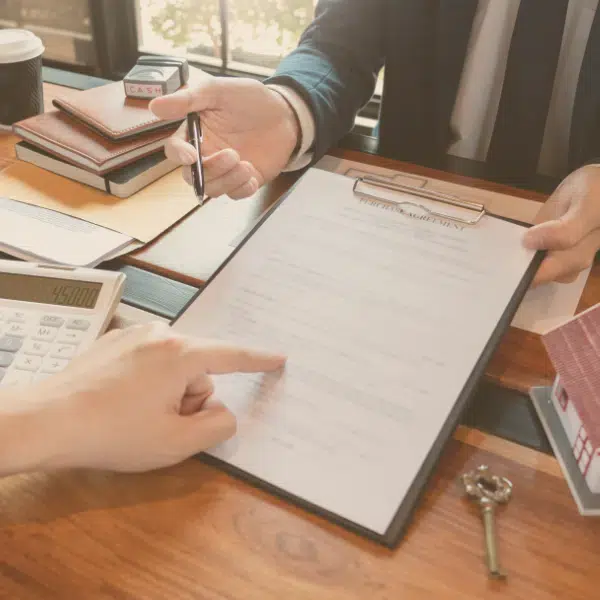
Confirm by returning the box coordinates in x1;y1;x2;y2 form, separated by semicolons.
1;432;599;600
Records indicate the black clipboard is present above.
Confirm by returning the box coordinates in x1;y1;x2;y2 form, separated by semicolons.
171;171;544;548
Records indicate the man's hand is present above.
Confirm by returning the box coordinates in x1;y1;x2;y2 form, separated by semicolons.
523;165;600;286
0;322;285;475
149;72;300;200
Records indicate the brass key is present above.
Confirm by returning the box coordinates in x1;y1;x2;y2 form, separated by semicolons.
461;465;513;579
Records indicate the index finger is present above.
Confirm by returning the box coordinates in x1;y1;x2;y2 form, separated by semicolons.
186;340;287;375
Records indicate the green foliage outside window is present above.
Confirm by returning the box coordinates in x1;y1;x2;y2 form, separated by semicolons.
149;0;315;65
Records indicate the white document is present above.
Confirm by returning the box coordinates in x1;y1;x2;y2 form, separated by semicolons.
314;155;591;334
0;196;133;266
172;168;537;538
511;267;591;334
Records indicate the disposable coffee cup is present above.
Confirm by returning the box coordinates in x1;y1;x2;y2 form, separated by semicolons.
0;29;44;131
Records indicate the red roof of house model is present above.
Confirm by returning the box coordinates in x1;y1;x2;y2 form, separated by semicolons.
542;304;600;449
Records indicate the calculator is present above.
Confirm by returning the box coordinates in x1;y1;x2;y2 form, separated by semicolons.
0;260;126;387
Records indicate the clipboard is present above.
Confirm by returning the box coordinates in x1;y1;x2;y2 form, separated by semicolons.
171;168;544;548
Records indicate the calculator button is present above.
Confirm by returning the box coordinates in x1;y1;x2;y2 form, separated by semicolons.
14;354;42;372
0;367;5;382
32;326;58;342
40;357;69;374
66;319;91;331
57;330;84;345
5;311;27;323
22;340;50;357
0;336;23;353
40;316;65;328
2;370;33;385
0;352;14;368
4;322;30;337
33;373;50;383
49;344;76;360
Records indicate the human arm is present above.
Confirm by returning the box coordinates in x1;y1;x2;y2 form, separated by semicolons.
0;323;285;477
265;0;387;164
0;401;54;476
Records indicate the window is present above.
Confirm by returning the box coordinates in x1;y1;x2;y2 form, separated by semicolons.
136;0;317;75
0;0;97;68
135;0;223;70
227;0;316;75
555;382;569;411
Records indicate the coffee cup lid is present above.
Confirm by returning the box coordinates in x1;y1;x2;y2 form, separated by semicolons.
0;29;44;64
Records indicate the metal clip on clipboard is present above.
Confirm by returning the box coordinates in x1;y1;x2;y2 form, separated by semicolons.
352;176;486;225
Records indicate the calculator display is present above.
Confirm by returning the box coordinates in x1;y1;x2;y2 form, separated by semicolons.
0;272;102;309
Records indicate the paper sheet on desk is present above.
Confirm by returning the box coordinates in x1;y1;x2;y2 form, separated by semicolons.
312;155;591;334
0;196;140;266
511;268;591;334
0;162;197;243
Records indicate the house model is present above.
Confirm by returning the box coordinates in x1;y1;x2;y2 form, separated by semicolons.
541;302;600;494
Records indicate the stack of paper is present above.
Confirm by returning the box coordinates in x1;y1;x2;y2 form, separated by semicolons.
0;196;137;266
0;162;197;267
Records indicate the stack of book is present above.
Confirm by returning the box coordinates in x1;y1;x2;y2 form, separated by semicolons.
11;80;182;198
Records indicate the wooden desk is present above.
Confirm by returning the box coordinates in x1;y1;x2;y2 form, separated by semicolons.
0;82;599;599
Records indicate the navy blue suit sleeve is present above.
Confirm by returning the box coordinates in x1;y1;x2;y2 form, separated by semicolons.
265;0;386;163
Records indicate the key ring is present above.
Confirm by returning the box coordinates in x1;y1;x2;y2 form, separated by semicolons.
461;465;513;504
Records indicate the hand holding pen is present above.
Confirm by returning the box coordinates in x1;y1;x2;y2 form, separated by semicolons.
150;74;300;201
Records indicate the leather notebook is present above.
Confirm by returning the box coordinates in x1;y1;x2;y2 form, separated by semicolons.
51;80;182;141
15;141;177;198
12;110;171;175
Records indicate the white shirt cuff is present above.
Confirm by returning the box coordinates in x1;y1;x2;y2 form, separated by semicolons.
267;83;316;171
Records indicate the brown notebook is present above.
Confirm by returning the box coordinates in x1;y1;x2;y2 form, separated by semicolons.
51;80;181;141
12;110;171;175
51;67;206;141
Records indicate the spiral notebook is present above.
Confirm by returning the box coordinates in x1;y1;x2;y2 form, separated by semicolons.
171;167;542;547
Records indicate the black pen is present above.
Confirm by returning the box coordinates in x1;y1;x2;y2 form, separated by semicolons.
186;112;205;204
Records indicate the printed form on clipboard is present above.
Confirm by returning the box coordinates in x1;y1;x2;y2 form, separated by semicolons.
171;167;542;548
319;155;591;334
